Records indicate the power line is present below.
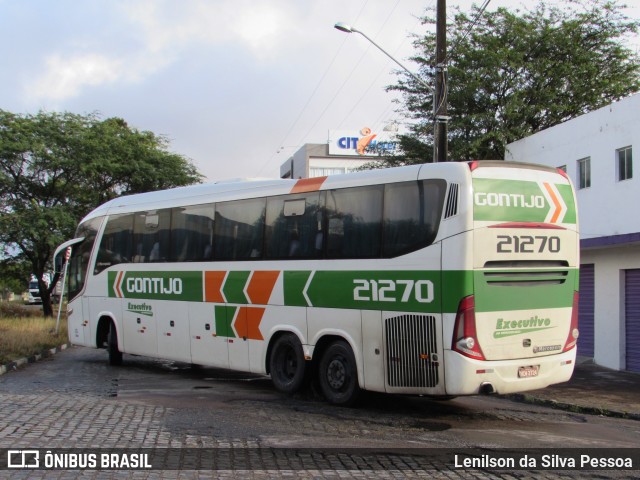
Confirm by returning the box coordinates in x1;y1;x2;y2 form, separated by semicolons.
257;0;371;176
297;0;407;146
444;0;491;64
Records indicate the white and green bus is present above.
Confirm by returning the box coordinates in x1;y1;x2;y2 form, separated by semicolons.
54;161;579;405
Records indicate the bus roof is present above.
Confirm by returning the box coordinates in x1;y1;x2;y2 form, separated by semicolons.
78;161;563;224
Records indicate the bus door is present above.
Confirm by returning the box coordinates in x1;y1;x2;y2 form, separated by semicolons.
228;307;249;371
189;303;229;368
59;219;101;347
68;297;87;346
122;299;158;358
157;300;191;363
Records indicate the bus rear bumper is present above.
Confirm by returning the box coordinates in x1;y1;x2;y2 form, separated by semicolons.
443;349;577;396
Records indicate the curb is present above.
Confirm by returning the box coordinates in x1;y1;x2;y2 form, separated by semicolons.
0;344;69;376
505;393;640;421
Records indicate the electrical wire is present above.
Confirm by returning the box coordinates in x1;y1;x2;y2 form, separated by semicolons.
256;1;371;176
430;0;491;127
444;0;491;64
297;0;406;146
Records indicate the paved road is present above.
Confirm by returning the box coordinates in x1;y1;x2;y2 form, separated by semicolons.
1;346;638;478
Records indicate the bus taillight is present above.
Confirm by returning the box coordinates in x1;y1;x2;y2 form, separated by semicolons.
452;295;485;360
563;292;580;352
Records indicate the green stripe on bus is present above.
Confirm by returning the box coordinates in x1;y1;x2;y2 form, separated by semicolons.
283;270;312;307
473;269;577;312
472;178;577;224
222;271;250;304
215;305;236;338
282;269;473;314
107;268;574;314
556;184;577;224
108;271;202;301
442;270;474;313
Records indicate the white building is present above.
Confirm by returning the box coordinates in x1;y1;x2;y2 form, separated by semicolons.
280;127;400;179
280;143;370;179
506;93;639;372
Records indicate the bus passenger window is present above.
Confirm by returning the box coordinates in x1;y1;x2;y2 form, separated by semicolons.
383;179;446;257
265;192;323;259
215;198;266;260
171;204;215;262
132;209;171;263
326;185;383;259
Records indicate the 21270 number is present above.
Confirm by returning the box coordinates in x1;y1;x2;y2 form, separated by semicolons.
353;279;434;303
497;235;560;253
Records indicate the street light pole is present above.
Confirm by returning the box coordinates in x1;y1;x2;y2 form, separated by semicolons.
433;0;449;163
334;22;432;93
334;20;448;163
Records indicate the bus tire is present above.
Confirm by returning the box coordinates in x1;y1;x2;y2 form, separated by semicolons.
269;333;306;394
318;340;360;406
107;322;123;366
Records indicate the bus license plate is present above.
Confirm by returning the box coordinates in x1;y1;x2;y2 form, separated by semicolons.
518;366;539;378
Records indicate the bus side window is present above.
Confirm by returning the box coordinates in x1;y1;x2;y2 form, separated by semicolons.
383;179;447;257
171;204;215;262
326;185;383;259
265;192;323;259
95;214;134;274
215;198;266;260
133;209;171;263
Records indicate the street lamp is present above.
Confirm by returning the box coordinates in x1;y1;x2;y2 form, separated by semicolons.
334;21;448;163
333;22;431;92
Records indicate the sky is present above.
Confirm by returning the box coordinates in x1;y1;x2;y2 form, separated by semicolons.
1;0;639;182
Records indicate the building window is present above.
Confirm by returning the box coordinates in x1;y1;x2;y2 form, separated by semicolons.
577;157;591;189
309;167;346;177
617;146;632;181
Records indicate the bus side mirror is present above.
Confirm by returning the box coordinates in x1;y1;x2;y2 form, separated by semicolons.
54;253;64;273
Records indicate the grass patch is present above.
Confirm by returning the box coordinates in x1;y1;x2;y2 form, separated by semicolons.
0;303;67;364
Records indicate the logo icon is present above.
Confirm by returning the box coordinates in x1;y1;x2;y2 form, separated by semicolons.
8;450;40;468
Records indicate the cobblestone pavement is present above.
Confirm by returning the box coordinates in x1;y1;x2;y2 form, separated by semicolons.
1;347;638;479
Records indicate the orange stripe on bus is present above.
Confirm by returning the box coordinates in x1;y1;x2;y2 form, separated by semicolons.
543;182;562;223
204;271;226;302
235;307;265;341
246;271;279;305
115;271;124;298
290;176;327;194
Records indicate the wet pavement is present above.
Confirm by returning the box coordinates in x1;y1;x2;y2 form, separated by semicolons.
509;357;640;420
1;347;639;478
3;347;640;421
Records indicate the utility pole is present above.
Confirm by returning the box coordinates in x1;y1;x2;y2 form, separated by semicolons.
433;0;448;163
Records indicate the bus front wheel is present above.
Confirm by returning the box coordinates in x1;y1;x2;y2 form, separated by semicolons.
318;340;360;406
107;323;123;366
269;333;306;394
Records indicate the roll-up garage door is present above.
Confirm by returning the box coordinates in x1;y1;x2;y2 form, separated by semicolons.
624;269;640;372
578;264;595;358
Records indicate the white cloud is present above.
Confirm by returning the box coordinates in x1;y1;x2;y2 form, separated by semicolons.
27;53;124;102
118;0;293;56
25;0;297;103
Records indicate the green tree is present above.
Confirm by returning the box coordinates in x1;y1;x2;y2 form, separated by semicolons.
0;256;31;300
390;0;640;163
0;111;203;316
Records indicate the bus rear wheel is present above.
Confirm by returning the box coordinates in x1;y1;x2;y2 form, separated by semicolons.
107;322;123;366
318;340;360;406
269;333;306;394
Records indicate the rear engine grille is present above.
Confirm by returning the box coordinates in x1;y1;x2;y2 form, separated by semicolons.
483;260;570;286
385;315;438;388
